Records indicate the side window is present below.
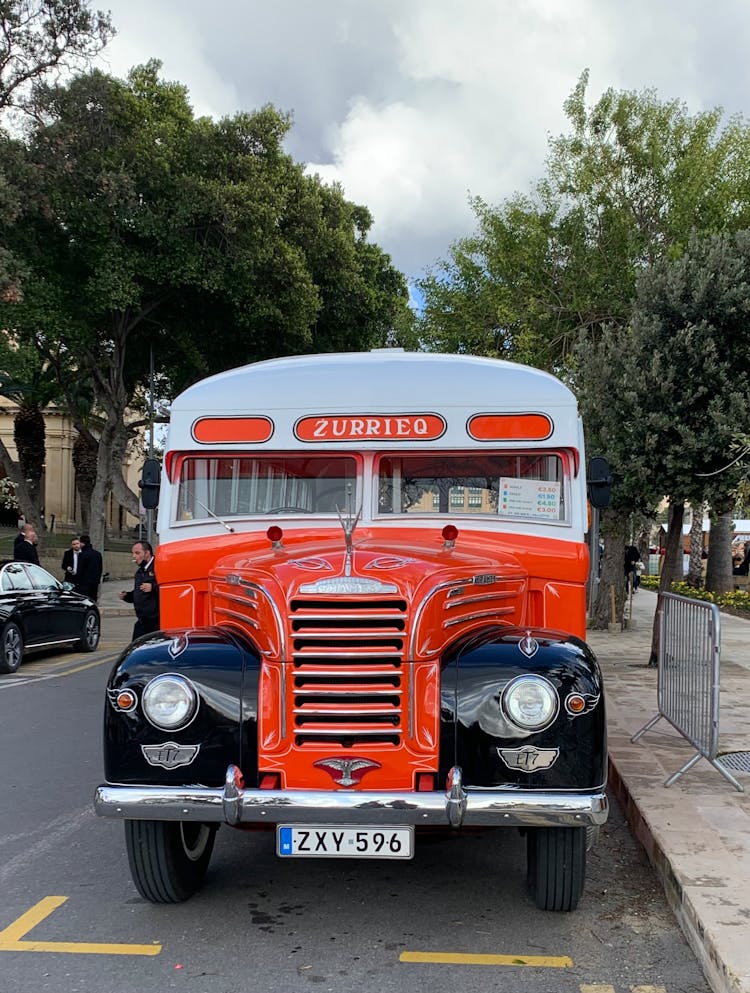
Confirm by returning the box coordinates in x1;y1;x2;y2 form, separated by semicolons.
3;564;34;591
26;565;60;591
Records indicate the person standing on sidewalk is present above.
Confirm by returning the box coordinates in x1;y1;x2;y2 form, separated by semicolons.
119;540;160;639
77;533;103;601
61;536;83;590
13;524;39;565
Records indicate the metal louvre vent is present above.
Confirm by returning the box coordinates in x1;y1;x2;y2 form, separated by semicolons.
289;597;408;747
210;576;259;630
442;578;525;631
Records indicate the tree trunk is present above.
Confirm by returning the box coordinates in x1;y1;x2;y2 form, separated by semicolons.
72;431;99;532
0;434;45;542
589;506;627;630
705;504;733;595
650;501;685;665
686;502;705;587
12;405;46;530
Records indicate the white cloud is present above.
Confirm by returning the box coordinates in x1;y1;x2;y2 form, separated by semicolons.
100;0;750;283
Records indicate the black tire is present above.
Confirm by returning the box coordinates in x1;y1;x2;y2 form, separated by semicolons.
125;820;217;903
77;609;100;652
526;826;586;911
0;621;24;674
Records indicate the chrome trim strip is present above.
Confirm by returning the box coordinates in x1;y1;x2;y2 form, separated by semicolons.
444;591;518;609
214;591;259;610
443;607;515;628
94;770;609;829
213;608;260;629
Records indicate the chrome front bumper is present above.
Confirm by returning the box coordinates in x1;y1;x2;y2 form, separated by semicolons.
95;765;608;829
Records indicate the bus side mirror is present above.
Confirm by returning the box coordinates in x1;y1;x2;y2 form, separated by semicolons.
139;457;161;510
587;456;612;510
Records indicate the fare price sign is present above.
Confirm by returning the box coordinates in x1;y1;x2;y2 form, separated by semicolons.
500;477;561;520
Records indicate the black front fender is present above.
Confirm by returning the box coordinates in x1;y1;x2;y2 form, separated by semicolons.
439;626;606;791
103;627;261;788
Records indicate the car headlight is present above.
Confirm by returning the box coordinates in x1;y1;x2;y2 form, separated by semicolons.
142;674;198;731
502;674;559;731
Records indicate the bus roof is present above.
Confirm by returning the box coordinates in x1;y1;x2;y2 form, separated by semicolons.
173;351;575;412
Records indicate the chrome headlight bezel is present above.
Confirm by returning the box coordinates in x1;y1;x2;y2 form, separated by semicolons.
502;674;559;732
142;673;198;731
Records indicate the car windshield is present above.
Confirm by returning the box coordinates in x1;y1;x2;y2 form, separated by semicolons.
377;452;568;522
176;455;359;519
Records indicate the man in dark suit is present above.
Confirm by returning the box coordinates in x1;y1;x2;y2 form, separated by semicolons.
77;533;103;601
14;524;39;565
61;536;83;589
119;540;159;638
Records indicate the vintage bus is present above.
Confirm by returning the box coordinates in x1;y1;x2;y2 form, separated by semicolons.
96;349;610;911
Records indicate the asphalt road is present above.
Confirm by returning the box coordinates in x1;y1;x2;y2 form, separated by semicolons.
0;635;711;993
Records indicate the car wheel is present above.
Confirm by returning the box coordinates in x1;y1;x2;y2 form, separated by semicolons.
526;826;586;911
0;621;24;674
124;820;217;903
78;610;100;652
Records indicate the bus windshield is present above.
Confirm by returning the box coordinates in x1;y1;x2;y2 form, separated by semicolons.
175;455;358;519
377;452;567;522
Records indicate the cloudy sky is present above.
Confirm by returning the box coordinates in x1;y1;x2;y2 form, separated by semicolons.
99;1;750;291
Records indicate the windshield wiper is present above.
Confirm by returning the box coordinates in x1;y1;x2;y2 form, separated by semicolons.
182;487;235;533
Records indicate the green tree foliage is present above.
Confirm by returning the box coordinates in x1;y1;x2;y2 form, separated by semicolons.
0;62;411;547
418;72;750;628
578;230;750;635
418;71;750;371
0;1;113;301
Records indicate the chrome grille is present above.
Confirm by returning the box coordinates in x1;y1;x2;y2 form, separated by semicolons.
289;597;407;746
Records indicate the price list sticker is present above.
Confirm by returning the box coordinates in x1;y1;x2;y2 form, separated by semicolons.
499;477;561;519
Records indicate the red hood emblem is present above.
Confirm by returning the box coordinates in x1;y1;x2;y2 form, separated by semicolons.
314;757;381;787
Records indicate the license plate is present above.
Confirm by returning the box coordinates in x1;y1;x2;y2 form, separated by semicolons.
277;824;414;859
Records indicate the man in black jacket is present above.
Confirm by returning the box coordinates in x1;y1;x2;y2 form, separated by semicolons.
14;525;39;565
119;540;160;639
77;533;103;601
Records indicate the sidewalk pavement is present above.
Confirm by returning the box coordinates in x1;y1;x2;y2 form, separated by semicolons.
587;589;750;993
96;580;750;993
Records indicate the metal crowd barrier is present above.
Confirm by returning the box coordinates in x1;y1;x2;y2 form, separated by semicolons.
631;592;743;792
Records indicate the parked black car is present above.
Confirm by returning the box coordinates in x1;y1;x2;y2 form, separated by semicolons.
0;561;100;673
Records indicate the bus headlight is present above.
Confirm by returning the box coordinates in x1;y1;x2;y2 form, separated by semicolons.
502;675;558;731
142;674;198;731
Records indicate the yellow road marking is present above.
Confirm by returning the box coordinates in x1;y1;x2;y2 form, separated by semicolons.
400;950;573;967
0;897;160;956
581;986;615;993
631;988;667;993
57;656;118;677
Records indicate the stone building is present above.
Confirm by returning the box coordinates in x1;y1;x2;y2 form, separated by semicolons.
0;401;143;533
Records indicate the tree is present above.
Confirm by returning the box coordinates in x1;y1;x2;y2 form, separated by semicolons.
578;230;750;653
418;71;750;371
0;333;61;536
418;73;750;627
0;1;113;301
0;62;411;549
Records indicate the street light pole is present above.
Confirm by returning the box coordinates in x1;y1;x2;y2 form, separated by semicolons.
147;346;155;547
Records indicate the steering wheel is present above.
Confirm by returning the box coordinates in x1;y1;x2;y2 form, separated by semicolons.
265;506;311;514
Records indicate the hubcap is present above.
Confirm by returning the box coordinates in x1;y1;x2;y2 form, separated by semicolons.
85;614;99;648
4;629;21;667
180;823;211;861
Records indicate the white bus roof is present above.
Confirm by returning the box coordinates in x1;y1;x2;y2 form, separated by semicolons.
167;350;581;451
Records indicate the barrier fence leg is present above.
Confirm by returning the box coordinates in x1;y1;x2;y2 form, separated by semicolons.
631;713;663;743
